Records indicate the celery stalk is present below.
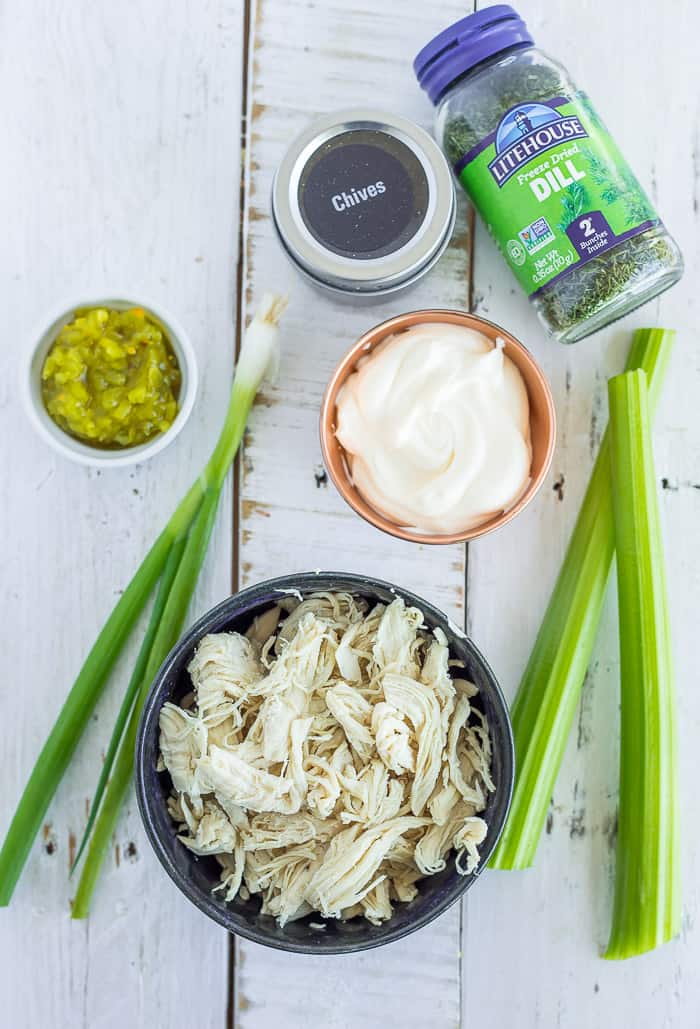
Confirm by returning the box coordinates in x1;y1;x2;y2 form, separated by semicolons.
604;369;680;959
490;329;675;870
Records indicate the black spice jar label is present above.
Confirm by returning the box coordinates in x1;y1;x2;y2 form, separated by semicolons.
298;130;429;260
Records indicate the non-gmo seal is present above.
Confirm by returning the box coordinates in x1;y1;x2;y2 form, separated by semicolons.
506;239;527;266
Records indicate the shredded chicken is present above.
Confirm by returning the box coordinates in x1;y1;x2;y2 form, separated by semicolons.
159;593;493;926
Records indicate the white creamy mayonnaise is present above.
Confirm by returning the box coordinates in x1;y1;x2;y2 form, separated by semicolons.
335;322;532;534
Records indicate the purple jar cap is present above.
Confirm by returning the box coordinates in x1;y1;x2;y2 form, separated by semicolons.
414;6;533;105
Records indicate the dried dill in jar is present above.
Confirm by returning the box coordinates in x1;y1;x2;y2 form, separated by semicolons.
414;6;683;343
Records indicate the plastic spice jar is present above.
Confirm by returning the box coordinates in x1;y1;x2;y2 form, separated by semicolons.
414;6;683;343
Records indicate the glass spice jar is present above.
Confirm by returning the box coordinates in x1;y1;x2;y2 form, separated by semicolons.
414;6;683;343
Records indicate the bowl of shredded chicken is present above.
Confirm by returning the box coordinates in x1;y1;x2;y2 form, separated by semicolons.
136;573;514;954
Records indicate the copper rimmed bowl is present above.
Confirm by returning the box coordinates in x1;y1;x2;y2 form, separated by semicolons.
320;309;556;545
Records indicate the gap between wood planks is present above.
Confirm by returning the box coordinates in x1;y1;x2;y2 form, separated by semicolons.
227;1;476;1024
227;0;253;1024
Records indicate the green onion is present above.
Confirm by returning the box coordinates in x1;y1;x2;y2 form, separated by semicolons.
0;294;286;908
70;536;187;874
0;509;194;906
72;489;221;916
490;329;675;870
604;369;680;959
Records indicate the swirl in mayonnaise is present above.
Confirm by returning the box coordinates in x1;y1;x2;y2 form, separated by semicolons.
335;323;532;534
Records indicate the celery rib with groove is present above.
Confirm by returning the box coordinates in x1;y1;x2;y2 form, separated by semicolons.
605;369;679;959
0;294;286;908
490;328;675;870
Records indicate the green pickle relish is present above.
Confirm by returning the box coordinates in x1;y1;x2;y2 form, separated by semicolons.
41;307;181;449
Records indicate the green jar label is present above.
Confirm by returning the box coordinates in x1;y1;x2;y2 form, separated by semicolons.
456;94;659;295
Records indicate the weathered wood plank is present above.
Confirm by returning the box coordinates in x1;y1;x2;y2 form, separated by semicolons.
0;2;243;1026
463;2;700;1027
236;0;473;1025
4;0;698;1025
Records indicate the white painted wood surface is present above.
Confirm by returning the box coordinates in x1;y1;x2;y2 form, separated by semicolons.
464;5;700;1028
1;1;698;1028
235;1;469;1022
0;3;242;1026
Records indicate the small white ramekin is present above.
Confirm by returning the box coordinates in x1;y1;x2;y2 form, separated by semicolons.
22;294;198;468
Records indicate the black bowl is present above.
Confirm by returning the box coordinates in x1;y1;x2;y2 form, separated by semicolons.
135;572;514;954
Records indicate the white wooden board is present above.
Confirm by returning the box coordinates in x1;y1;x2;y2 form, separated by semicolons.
1;0;699;1026
0;2;243;1026
235;0;471;1022
463;3;700;1028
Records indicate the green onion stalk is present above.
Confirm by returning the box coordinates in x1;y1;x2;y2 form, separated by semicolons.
605;370;679;959
490;329;675;870
70;535;188;874
0;294;287;909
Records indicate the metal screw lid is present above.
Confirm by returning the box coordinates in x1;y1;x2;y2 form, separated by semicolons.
271;109;455;296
